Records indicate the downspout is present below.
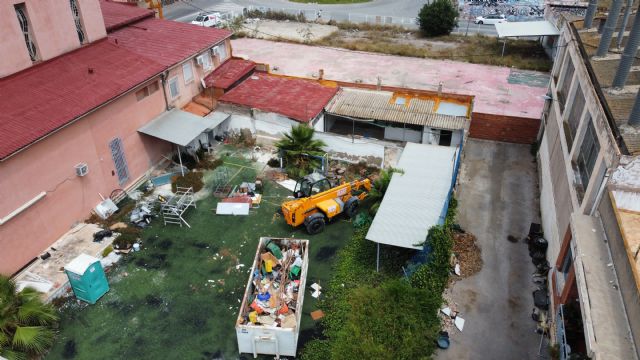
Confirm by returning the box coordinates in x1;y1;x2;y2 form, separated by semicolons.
590;172;609;216
160;71;170;111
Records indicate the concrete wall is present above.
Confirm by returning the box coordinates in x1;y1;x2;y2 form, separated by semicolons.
384;126;422;143
422;128;463;147
0;78;170;275
0;0;106;77
598;193;640;358
469;112;541;144
165;39;231;109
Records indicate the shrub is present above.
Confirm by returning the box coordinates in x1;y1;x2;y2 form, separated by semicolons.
417;0;459;37
113;227;141;250
198;157;223;170
171;171;204;193
267;157;280;168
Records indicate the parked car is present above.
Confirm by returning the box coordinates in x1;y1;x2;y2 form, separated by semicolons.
474;14;507;25
191;12;221;27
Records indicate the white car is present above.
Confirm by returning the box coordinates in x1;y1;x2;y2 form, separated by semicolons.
474;14;507;25
191;13;221;27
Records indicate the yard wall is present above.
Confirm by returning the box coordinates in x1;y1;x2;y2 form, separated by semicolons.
469;112;540;144
0;81;170;275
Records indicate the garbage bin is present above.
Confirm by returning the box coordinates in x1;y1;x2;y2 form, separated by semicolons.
64;254;109;304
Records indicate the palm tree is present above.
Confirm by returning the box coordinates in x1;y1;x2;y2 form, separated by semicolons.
0;275;58;360
368;168;404;215
275;124;326;178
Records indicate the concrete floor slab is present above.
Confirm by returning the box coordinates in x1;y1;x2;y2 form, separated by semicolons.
231;38;549;119
439;139;548;359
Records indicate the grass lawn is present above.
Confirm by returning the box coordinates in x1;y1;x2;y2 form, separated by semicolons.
47;155;357;359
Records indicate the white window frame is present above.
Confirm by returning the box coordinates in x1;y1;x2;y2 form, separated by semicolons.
202;54;212;71
213;44;228;62
168;76;180;99
182;62;194;84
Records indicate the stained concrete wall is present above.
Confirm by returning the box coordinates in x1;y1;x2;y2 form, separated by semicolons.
598;193;640;358
384;126;422;143
469;112;540;144
0;79;170;275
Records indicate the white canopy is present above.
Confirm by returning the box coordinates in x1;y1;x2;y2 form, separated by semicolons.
366;143;459;249
138;109;229;146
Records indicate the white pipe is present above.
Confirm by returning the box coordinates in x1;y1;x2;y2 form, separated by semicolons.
0;192;46;225
590;173;609;216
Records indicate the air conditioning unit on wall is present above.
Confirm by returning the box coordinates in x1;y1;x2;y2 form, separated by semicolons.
196;55;206;67
75;163;89;177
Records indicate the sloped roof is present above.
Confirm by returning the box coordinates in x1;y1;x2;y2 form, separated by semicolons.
204;59;256;89
0;40;164;160
99;0;154;32
219;73;338;123
109;18;232;68
325;88;468;130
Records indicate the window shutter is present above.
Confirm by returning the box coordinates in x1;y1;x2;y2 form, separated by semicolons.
109;137;130;185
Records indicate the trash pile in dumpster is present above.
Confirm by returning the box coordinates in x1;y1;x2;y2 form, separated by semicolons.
237;239;307;329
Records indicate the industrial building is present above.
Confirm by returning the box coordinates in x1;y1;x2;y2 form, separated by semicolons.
538;1;640;358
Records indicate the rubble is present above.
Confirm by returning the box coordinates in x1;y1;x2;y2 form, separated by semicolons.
452;231;483;278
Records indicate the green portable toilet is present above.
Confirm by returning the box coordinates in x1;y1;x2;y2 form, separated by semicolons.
64;254;109;304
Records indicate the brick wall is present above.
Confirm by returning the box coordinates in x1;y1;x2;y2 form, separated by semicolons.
469;112;541;144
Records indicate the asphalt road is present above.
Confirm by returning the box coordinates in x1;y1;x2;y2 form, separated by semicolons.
164;0;499;36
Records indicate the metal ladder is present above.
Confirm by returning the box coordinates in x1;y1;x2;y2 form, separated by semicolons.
161;187;196;227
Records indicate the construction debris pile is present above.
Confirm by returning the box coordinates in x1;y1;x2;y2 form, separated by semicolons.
237;238;308;329
451;231;483;278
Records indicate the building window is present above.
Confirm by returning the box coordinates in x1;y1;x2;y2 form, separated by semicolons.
213;44;228;63
564;86;585;150
555;248;573;296
109;137;130;185
577;120;599;190
196;54;212;71
69;0;86;44
558;60;575;111
135;81;159;101
168;77;180;99
14;3;38;62
182;62;194;84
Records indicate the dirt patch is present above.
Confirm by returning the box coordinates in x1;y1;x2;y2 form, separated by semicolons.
452;231;483;279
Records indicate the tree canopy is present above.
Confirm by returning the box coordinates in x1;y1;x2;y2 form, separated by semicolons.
275;124;326;179
418;0;459;37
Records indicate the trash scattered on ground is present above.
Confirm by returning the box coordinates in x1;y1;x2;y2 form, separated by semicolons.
454;317;465;332
452;231;483;278
310;310;325;321
109;222;128;230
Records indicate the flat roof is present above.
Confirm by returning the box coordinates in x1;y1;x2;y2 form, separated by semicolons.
495;21;560;38
571;214;637;359
138;109;224;146
232;38;549;119
325;88;468;130
204;59;256;90
366;143;458;249
219;73;338;123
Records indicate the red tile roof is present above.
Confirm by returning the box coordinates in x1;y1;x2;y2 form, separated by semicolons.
0;40;164;160
219;73;338;123
99;0;154;32
204;59;256;89
110;18;232;68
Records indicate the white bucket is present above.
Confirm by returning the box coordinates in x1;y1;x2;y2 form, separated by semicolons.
133;243;141;252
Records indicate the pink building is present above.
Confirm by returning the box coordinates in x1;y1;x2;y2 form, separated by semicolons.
0;0;231;275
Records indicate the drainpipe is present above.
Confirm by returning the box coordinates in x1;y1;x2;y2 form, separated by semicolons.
616;0;634;48
596;0;624;57
613;6;640;88
584;0;598;28
628;88;640;125
590;173;609;216
160;71;170;111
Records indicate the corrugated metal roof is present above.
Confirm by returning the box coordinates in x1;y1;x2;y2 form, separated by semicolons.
138;109;222;146
366;143;458;249
325;88;467;130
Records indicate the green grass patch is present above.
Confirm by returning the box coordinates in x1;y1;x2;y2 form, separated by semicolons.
48;155;357;359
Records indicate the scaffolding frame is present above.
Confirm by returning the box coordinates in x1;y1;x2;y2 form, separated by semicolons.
161;187;196;227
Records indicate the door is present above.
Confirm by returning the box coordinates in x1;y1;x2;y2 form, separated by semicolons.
439;130;452;146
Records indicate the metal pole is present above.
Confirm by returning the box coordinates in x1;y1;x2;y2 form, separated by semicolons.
177;145;185;176
376;243;380;272
465;16;471;36
352;118;355;143
502;39;507;57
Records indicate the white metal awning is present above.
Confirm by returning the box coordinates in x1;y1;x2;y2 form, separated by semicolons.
366;143;459;249
138;109;228;146
495;21;560;38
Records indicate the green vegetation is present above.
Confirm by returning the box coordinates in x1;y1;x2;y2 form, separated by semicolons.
275;124;327;179
48;153;358;359
301;198;458;360
418;0;459;37
171;171;204;193
0;275;58;360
